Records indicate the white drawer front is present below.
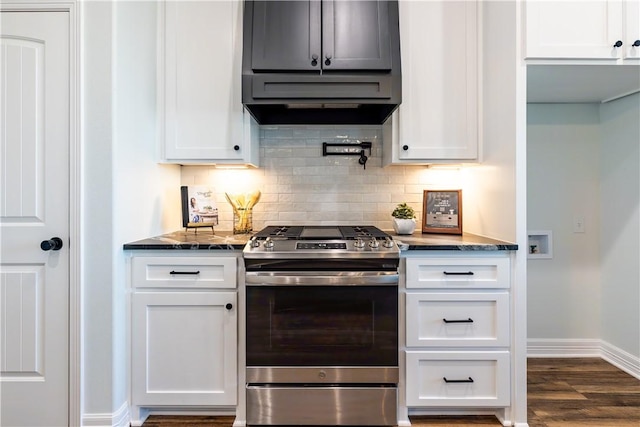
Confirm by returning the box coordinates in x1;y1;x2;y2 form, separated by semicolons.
406;257;510;289
406;293;510;347
405;351;510;407
132;256;237;289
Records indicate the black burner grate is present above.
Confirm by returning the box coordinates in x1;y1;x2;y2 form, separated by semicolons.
252;225;391;240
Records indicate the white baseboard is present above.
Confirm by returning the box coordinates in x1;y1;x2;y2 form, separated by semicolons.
82;402;129;427
601;340;640;379
527;338;640;379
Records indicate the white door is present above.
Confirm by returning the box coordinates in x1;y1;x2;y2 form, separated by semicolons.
0;11;70;426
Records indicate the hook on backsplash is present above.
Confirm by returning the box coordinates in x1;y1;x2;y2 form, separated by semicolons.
322;141;372;170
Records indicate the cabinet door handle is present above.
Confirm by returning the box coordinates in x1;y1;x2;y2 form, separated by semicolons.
443;318;474;324
402;145;409;151
225;303;233;310
324;54;332;66
443;377;474;384
443;271;474;276
613;40;623;48
311;54;319;67
169;270;200;275
233;145;240;151
633;40;640;47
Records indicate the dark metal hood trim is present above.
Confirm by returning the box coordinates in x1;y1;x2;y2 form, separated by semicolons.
241;0;402;125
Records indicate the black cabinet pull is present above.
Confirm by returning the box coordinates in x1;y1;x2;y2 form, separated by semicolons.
443;318;474;324
633;40;640;47
225;303;233;310
613;40;623;48
311;54;319;67
233;145;240;151
402;145;409;151
443;271;474;276
443;377;474;384
169;270;200;275
324;54;332;66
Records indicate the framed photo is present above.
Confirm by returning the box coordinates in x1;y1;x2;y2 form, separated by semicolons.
422;190;462;235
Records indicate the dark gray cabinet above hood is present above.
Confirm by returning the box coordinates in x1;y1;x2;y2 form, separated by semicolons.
242;0;402;125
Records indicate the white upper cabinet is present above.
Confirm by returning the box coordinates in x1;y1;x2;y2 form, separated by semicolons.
158;1;259;165
525;0;640;61
626;0;640;59
383;1;479;165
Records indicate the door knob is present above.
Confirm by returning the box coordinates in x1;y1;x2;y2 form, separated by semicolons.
613;40;623;48
41;237;63;251
633;40;640;47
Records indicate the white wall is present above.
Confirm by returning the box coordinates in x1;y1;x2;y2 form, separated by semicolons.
527;95;640;361
83;0;181;423
82;0;117;418
527;104;602;340
599;93;640;359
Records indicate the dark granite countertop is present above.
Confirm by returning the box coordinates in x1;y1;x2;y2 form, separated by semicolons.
391;231;518;251
123;230;251;251
123;229;517;252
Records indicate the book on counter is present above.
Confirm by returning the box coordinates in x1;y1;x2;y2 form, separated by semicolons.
181;186;219;228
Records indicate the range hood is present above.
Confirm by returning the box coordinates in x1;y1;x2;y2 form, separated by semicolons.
242;0;402;125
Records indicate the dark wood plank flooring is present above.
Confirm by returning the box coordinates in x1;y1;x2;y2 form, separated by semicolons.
142;358;640;427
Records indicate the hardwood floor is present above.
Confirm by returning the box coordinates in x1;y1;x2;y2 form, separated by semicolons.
141;358;640;427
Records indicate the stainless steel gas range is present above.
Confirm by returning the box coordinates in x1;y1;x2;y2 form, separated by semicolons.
243;225;400;426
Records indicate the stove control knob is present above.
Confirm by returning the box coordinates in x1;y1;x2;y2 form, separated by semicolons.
369;237;380;249
354;238;365;249
383;237;395;248
249;236;260;248
263;237;274;249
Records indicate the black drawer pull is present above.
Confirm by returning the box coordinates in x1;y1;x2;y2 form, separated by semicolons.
169;270;200;275
443;377;474;383
443;271;474;276
443;318;474;324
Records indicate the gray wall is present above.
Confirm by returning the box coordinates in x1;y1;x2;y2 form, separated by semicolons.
527;95;640;359
599;93;640;358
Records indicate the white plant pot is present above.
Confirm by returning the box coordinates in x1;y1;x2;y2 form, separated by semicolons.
392;218;416;235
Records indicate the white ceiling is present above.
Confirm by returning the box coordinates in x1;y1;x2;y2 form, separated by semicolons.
527;64;640;104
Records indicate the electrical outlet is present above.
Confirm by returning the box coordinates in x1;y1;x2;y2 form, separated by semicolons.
573;216;585;233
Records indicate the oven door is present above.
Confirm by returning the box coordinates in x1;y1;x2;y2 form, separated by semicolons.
246;283;398;367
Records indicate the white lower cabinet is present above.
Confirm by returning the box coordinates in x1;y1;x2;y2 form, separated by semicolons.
406;292;510;348
405;351;510;407
404;253;512;411
132;291;237;406
129;254;238;423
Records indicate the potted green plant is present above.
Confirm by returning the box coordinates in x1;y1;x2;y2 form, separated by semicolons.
391;202;416;235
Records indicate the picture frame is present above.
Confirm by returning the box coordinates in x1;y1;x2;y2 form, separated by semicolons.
422;189;463;235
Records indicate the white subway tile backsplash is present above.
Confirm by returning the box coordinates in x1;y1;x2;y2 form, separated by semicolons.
181;125;458;231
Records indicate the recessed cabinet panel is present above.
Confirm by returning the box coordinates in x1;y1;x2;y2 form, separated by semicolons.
406;293;510;347
383;0;478;164
323;0;392;70
160;1;258;164
405;257;510;289
405;351;510;407
525;0;624;59
132;292;237;406
626;0;640;59
251;1;321;71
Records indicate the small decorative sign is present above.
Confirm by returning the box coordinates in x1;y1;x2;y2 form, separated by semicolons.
422;190;462;235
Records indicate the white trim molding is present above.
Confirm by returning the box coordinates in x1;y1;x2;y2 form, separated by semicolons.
528;339;640;379
81;402;130;427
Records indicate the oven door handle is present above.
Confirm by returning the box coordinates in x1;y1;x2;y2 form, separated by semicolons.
245;271;399;286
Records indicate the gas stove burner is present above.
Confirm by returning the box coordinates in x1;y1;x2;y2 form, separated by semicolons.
252;225;391;241
245;225;399;259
